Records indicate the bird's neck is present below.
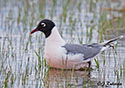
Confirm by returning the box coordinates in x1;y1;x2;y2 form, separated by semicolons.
45;27;65;46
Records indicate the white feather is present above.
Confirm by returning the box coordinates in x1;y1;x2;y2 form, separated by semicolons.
44;27;87;69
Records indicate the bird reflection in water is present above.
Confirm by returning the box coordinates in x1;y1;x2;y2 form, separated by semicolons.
43;68;98;88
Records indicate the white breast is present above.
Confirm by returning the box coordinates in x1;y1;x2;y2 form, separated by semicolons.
44;27;66;68
44;27;88;69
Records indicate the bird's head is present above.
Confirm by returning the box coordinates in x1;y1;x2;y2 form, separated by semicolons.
31;19;55;38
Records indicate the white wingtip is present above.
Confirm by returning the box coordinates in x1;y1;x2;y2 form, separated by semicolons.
101;35;123;51
119;35;124;39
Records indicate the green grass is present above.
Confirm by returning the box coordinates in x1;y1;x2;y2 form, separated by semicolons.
94;58;100;71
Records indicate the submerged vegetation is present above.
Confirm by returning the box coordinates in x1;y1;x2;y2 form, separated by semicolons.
0;0;125;88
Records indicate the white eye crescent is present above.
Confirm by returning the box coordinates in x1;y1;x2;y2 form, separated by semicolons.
41;23;46;27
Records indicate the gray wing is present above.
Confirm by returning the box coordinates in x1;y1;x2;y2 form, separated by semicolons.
62;43;103;60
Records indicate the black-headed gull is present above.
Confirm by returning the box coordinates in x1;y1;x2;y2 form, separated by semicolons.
31;19;123;69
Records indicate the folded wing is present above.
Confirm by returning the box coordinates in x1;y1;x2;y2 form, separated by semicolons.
63;43;103;60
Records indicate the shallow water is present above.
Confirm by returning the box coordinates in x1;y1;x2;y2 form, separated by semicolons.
0;0;125;88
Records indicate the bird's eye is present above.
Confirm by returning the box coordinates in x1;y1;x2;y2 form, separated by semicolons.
41;23;46;27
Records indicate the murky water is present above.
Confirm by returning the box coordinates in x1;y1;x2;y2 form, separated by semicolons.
0;0;125;88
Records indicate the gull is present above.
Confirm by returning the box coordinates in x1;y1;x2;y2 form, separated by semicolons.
31;19;123;69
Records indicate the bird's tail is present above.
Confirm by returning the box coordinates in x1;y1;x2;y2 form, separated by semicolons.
101;35;124;51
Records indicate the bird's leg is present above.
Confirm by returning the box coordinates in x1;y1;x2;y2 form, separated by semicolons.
88;61;91;68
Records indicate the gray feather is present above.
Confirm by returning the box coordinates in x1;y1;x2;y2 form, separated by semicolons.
62;43;103;60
